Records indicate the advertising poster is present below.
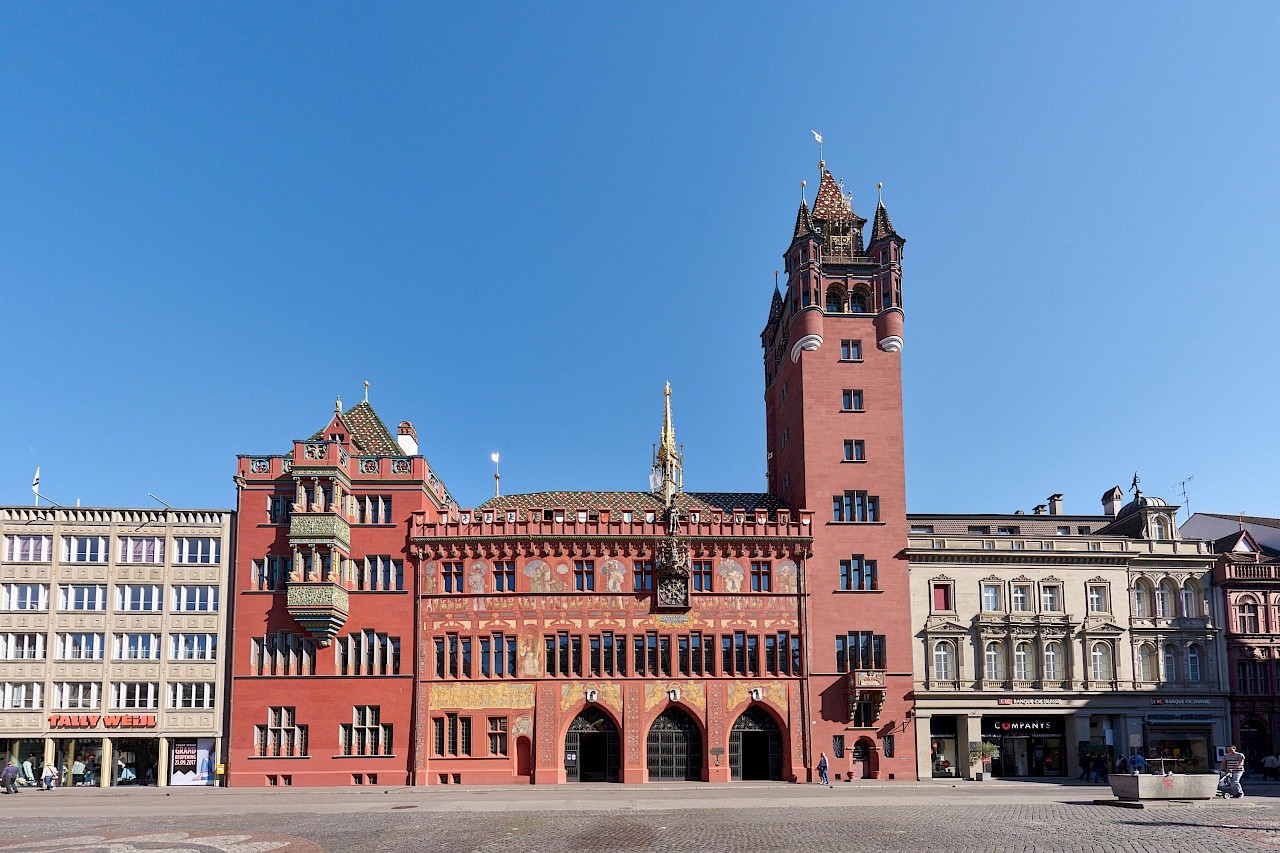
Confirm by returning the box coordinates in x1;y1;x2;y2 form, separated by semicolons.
170;738;216;786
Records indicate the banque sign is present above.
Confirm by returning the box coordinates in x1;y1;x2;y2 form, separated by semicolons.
48;714;157;729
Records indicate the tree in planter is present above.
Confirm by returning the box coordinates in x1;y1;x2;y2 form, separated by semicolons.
969;741;1001;779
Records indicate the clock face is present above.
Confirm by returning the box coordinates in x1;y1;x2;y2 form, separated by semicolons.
657;576;689;608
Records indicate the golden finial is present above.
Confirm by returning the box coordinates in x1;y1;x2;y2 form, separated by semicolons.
363;380;370;403
800;180;806;203
876;182;884;204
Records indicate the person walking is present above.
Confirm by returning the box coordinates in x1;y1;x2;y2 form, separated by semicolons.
1094;756;1109;784
20;758;34;787
1220;744;1247;798
1078;757;1092;782
1263;753;1278;782
40;763;56;791
71;756;86;786
1;762;19;794
817;752;830;786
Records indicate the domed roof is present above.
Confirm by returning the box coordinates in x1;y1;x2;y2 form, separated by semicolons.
1116;490;1167;520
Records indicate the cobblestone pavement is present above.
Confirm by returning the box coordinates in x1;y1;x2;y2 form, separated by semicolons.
2;783;1280;852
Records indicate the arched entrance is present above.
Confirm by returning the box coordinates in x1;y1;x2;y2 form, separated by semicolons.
729;705;783;781
565;707;620;782
852;737;875;779
1239;719;1267;772
647;707;703;781
515;736;532;780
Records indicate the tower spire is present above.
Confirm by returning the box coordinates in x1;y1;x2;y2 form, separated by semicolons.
650;382;683;507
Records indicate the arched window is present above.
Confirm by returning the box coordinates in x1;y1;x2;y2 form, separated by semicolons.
1044;642;1062;681
1187;645;1202;683
933;641;954;681
1238;597;1261;633
1156;580;1176;618
825;286;847;314
849;290;869;314
1014;642;1034;681
1138;644;1156;682
1091;642;1112;682
1181;581;1200;618
1152;516;1169;539
1133;580;1152;618
984;641;1005;681
1163;644;1178;682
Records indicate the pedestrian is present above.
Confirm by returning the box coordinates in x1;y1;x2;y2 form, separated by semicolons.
84;756;96;787
1115;755;1128;774
1263;753;1278;782
1078;757;1092;782
20;758;34;787
40;763;56;791
71;755;86;786
1130;752;1148;775
1094;756;1109;784
1;762;19;794
817;752;830;786
1220;745;1247;798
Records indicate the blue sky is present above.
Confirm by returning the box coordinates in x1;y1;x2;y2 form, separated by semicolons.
2;3;1277;519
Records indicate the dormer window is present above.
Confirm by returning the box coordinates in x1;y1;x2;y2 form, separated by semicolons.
1152;516;1169;540
329;433;344;442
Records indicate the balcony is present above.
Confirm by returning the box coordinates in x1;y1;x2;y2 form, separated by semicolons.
286;582;349;645
289;512;351;551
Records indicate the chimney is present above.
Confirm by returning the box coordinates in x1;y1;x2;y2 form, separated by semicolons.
397;421;419;455
1102;486;1123;517
1048;494;1064;515
1032;505;1047;515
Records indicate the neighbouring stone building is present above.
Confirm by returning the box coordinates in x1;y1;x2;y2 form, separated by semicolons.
908;486;1227;781
0;505;232;787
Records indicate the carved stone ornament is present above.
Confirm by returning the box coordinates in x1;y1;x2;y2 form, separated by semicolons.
359;459;378;474
654;529;692;611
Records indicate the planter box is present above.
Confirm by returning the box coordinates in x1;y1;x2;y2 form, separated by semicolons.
1109;774;1218;801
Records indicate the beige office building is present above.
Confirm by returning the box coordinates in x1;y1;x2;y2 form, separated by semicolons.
0;506;232;787
908;489;1227;782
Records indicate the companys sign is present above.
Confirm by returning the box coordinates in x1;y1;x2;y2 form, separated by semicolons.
48;714;157;729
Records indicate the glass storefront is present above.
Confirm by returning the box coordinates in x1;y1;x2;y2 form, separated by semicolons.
1146;728;1211;773
114;738;159;786
54;738;103;786
0;739;47;787
929;717;960;777
981;716;1065;777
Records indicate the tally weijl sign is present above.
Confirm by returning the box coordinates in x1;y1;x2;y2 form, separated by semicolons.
48;714;157;729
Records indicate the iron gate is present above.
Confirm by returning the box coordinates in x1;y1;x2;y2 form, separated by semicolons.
646;708;702;781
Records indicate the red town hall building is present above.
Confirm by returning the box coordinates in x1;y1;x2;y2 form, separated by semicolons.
227;160;916;785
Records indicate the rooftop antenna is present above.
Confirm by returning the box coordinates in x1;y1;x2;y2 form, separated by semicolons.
31;469;63;508
148;493;173;510
491;452;501;498
1165;475;1194;522
363;380;370;403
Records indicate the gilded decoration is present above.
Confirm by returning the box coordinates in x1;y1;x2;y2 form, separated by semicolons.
644;680;706;713
560;681;623;717
774;560;799;594
717;559;744;593
430;682;535;711
728;680;788;711
422;594;642;614
286;582;349;612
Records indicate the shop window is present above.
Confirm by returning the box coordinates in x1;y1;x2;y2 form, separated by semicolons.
257;707;307;757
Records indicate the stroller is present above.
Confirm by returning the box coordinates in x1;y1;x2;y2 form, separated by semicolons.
1217;771;1243;799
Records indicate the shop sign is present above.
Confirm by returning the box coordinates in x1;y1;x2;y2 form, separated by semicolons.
1145;713;1214;722
981;716;1065;736
171;738;216;787
998;697;1062;706
1150;698;1212;706
48;714;157;729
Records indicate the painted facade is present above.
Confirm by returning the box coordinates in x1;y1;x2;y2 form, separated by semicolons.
0;505;232;788
907;489;1227;781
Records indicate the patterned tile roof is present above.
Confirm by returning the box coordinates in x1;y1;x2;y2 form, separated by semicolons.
768;285;785;326
811;169;866;226
309;401;404;456
870;200;899;243
479;490;788;515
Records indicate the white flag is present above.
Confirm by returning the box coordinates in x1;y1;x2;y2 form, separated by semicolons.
490;453;499;464
811;130;822;144
31;467;39;496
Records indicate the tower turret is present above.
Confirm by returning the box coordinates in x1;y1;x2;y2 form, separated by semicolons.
649;382;683;508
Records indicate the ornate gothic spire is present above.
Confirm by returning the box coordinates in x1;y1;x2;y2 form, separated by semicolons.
650;382;683;507
793;198;818;240
870;199;899;243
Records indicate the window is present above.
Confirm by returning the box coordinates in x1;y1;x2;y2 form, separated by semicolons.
841;389;864;411
1238;598;1261;634
114;633;159;660
832;491;879;523
1156;580;1175;618
691;561;713;591
574;561;595;591
5;535;51;562
494;561;516;592
843;439;866;462
910;525;935;535
112;682;159;710
54;682;97;709
0;581;47;607
1044;642;1062;681
257;707;307;757
356;556;404;591
1014;642;1034;681
62;536;107;563
169;682;216;709
931;582;952;612
997;526;1020;536
442;562;465;593
840;339;863;361
1162;644;1177;682
750;562;772;592
1090;642;1113;681
174;537;221;563
253;632;315;676
1;683;41;709
1087;585;1108;613
342;706;392;756
118;537;165;564
337;630;399;676
478;633;516;678
984;642;1005;681
268;495;292;524
253;557;292;591
1152;516;1169;540
1137;644;1156;682
832;735;845;759
981;583;1002;612
60;584;105;611
117;585;161;611
836;631;886;672
488;717;508;756
355;495;393;525
1077;526;1092;535
967;526;991;535
1041;585;1061;613
0;633;43;660
171;633;217;661
781;427;789;449
58;632;104;660
1056;526;1071;536
1187;645;1202;683
839;555;877;591
1181;582;1200;618
432;714;470;756
633;561;654;591
173;585;218;612
1011;584;1031;613
933;641;954;681
1238;661;1269;695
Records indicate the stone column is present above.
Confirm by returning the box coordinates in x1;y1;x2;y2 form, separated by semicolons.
621;683;644;784
42;738;55;782
914;712;933;781
1070;712;1092;779
157;736;169;786
705;681;729;783
532;683;563;784
964;713;983;779
99;738;112;788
